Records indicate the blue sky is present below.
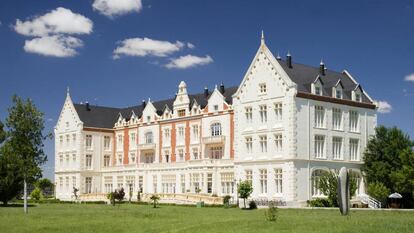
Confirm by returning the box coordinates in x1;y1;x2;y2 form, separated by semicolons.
1;0;413;180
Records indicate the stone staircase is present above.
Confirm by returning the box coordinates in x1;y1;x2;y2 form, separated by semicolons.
357;194;382;209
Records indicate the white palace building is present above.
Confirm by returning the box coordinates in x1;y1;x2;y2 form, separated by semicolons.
54;35;377;206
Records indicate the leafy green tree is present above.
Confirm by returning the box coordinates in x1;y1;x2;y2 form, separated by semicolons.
390;148;414;196
0;143;24;206
319;170;357;207
5;96;50;213
0;121;6;143
150;194;160;208
238;180;253;209
367;182;389;205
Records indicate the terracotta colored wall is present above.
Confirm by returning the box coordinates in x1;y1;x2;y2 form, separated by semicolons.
112;132;116;166
159;125;163;162
123;128;129;165
185;121;190;161
171;123;176;162
230;112;234;159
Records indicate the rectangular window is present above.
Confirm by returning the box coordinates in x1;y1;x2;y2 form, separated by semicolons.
210;146;223;159
117;135;123;148
153;175;158;193
274;169;283;194
221;173;234;194
274;103;283;121
59;177;63;189
164;128;170;140
180;174;186;193
213;105;219;111
59;154;63;165
85;135;92;149
260;135;267;153
178;109;186;117
103;155;110;167
129;152;136;164
355;93;361;102
259;105;267;123
59;136;63;145
259;83;267;93
314;106;325;128
65;177;69;190
260;169;267;194
332;137;343;160
72;153;76;162
192;125;199;141
85;177;92;194
349;111;359;132
66;134;70;144
65;153;70;164
314;135;325;159
350;139;360;161
192;148;199;160
178;149;184;161
104;176;113;193
332;108;342;130
245;106;253;123
117;176;123;189
245;170;252;183
274;134;282;152
336;90;342;99
245;137;252;153
178;127;184;138
130;133;136;145
72;134;76;145
72;176;76;189
117;154;123;165
315;86;322;96
85;154;92;169
104;136;111;150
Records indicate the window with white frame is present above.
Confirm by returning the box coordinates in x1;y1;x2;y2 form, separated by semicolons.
117;135;123;148
274;103;283;121
129;152;136;164
213;105;219;111
178;127;184;140
260;169;267;194
259;83;267;94
274;169;283;194
130;133;136;145
59;154;63;165
104;136;110;150
178;149;184;161
221;173;234;194
103;155;110;167
245;106;253;123
314;135;325;159
161;175;176;194
138;176;143;192
178;109;186;117
164;128;170;141
192;125;199;141
104;176;113;193
85;135;92;149
245;137;252;153
59;177;63;190
117;176;124;189
332;137;343;160
59;135;63;145
144;152;154;163
180;174;186;193
335;89;342;99
164;150;170;163
245;170;252;183
85;154;92;169
192;148;199;160
85;177;92;194
72;176;76;189
126;176;135;194
355;93;361;102
259;135;267;153
315;86;322;96
259;105;267;123
117;153;123;165
332;108;342;130
72;153;76;163
211;123;222;136
349;111;359;132
72;134;76;145
65;176;69;190
153;175;158;193
349;139;359;161
209;146;223;159
65;153;69;165
145;132;153;144
274;134;282;152
66;134;70;144
314;106;325;128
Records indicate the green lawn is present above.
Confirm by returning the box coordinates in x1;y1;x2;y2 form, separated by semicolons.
1;203;414;233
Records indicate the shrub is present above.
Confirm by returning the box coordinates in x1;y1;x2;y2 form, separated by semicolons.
248;200;257;209
265;201;278;221
223;195;231;208
212;193;218;197
150;194;160;208
367;182;389;205
307;198;332;207
30;187;43;201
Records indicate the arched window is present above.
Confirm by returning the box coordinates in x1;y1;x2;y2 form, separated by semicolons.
311;169;326;197
211;123;222;136
145;132;153;144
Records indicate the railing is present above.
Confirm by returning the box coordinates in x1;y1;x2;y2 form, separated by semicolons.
357;194;381;208
142;193;224;205
137;143;156;150
202;135;225;144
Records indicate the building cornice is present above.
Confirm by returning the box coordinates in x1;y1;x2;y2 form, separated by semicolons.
296;91;376;110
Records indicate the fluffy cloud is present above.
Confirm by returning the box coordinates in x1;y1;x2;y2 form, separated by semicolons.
405;73;414;82
113;37;187;58
187;42;195;49
24;35;83;57
93;0;142;17
14;7;93;36
165;55;213;69
377;100;392;114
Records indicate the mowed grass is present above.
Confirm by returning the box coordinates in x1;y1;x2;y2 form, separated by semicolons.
1;204;414;233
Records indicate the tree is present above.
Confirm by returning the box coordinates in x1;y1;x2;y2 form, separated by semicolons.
0;143;24;206
150;194;160;208
238;181;253;209
30;187;43;201
35;178;54;196
319;170;357;207
5;96;50;213
367;182;389;205
362;126;414;205
0;121;6;143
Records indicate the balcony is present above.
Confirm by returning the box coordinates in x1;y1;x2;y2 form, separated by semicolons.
137;143;156;151
202;135;226;145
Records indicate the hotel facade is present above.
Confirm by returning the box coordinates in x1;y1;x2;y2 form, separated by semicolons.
54;36;377;206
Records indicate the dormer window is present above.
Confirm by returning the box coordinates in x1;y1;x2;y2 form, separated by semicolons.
214;105;219;111
147;116;151;122
355;93;361;102
178;109;186;117
259;83;267;94
335;89;342;99
315;86;322;96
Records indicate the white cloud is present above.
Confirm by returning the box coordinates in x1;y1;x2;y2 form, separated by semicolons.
187;42;195;49
405;73;414;82
113;37;186;58
14;7;93;36
165;55;213;69
93;0;142;17
377;100;392;114
24;35;83;57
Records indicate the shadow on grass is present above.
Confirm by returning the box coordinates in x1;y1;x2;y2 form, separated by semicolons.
1;203;37;208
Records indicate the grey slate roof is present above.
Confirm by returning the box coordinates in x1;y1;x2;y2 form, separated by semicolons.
74;86;238;129
277;60;372;103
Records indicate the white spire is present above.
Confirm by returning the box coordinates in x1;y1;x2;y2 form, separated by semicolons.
320;59;324;65
261;30;265;45
66;86;70;97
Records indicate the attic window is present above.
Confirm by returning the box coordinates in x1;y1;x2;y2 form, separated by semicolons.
193;108;197;115
178;109;186;117
335;90;342;99
355;93;361;102
315;86;322;96
147;116;151;122
259;83;267;94
214;105;219;111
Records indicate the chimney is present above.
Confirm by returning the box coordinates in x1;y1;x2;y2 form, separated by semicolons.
85;101;91;111
219;82;225;94
276;52;281;60
142;100;146;109
286;52;292;68
204;86;209;98
320;60;326;75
